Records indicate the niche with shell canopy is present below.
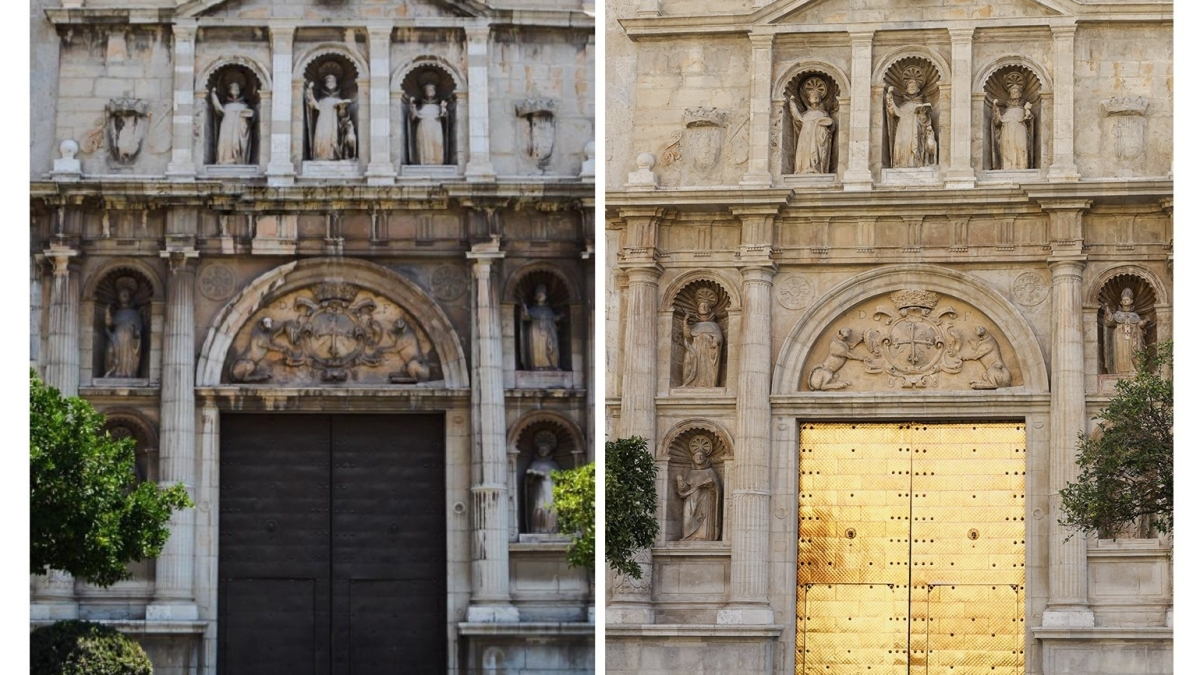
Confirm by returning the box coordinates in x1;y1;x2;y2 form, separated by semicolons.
400;65;458;166
782;71;840;175
301;54;360;162
102;412;159;584
664;428;727;543
882;57;942;169
511;419;580;538
512;268;572;373
1097;274;1157;377
91;270;154;381
670;279;731;389
204;63;262;166
983;66;1043;171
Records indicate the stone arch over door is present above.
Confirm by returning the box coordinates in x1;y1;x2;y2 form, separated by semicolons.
772;265;1048;394
196;257;468;388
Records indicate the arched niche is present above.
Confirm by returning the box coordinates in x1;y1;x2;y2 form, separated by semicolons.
196;258;468;389
202;61;265;166
777;69;842;176
101;409;159;586
399;63;459;167
89;267;155;381
297;48;364;162
658;419;733;543
980;63;1046;171
506;412;584;538
876;51;947;170
1095;272;1158;377
773;265;1049;395
668;278;734;389
503;263;581;386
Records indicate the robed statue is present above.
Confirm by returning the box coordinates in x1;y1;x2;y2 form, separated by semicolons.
104;277;144;378
681;288;722;388
786;77;835;174
676;435;721;541
210;82;254;164
305;74;356;161
1103;287;1150;377
519;284;563;371
405;82;450;165
990;72;1035;170
525;430;561;534
885;66;937;168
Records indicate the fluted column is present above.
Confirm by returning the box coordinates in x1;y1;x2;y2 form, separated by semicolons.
465;24;496;181
740;33;774;186
466;236;517;622
1048;23;1080;181
149;248;199;620
265;24;297;186
1044;256;1093;627
721;208;777;624
945;27;976;189
843;31;875;191
365;22;395;184
166;20;197;179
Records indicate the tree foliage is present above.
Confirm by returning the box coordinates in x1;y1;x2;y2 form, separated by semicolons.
552;462;595;571
1059;340;1172;539
31;370;192;587
31;620;153;675
604;436;659;579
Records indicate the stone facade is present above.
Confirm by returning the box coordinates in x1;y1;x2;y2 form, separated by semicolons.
30;1;595;673
605;0;1171;673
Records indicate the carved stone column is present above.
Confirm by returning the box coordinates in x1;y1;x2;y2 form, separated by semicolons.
740;33;775;186
1044;256;1093;628
843;31;875;191
609;208;664;625
945;27;976;189
466;236;517;622
365;23;395;185
465;24;496;182
266;24;297;186
166;20;198;179
1048;23;1080;181
149;247;200;620
721;208;777;625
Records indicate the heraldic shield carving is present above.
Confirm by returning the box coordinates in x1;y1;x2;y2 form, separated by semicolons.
804;289;1020;391
225;281;442;385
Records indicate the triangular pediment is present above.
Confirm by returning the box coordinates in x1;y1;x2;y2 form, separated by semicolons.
762;0;1070;25
178;0;486;20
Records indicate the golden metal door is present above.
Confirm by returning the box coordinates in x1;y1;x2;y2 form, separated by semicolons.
796;423;1026;675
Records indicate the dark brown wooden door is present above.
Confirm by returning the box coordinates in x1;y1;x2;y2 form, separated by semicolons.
219;414;446;675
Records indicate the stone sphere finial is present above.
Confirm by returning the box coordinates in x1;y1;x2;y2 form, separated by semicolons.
635;152;656;170
60;139;79;160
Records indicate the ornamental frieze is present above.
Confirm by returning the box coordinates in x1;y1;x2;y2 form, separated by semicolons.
802;289;1020;391
224;281;442;385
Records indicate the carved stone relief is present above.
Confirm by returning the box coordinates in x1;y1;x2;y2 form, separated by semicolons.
198;263;237;302
682;107;726;184
785;74;837;175
303;56;358;162
516;99;556;170
1102;97;1150;177
801;289;1022;391
666;429;726;542
776;274;814;311
883;59;940;169
93;271;152;380
106;97;148;165
670;280;730;389
225;282;442;385
1097;275;1156;378
430;264;468;302
1012;271;1049;307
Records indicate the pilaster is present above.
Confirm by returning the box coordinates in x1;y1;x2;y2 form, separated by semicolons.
740;33;775;186
1044;255;1093;628
149;247;200;620
365;23;396;185
844;31;875;191
465;24;496;182
266;24;297;186
945;27;977;189
1048;24;1080;181
166;20;198;180
466;236;517;622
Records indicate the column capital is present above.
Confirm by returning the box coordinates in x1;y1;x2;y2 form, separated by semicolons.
161;247;199;272
739;262;777;281
366;21;394;39
465;24;492;42
172;19;198;38
466;235;505;271
948;26;976;42
848;30;875;44
43;244;79;276
1037;198;1093;213
623;262;664;285
268;22;298;45
1049;22;1078;39
747;32;775;48
1047;255;1087;278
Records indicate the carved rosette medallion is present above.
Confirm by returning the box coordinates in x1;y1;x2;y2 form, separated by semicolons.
430;265;467;302
199;263;237;301
1012;271;1049;307
225;282;441;385
866;290;963;388
777;275;814;310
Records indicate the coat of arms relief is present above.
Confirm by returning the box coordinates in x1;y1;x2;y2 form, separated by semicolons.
225;282;441;385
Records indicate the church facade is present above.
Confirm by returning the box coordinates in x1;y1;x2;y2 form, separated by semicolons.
29;0;595;673
604;0;1171;673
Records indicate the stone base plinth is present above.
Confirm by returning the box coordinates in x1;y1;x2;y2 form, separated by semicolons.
881;167;942;187
780;173;836;188
301;161;360;179
204;165;261;179
401;165;459;179
980;168;1040;185
515;370;573;389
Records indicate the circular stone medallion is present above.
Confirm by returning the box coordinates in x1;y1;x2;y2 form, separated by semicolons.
198;263;236;301
777;275;814;310
1013;271;1049;307
430;265;468;302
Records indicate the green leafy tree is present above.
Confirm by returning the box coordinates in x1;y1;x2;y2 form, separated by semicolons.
552;462;595;571
31;370;192;587
604;436;658;579
31;620;153;675
1059;340;1172;539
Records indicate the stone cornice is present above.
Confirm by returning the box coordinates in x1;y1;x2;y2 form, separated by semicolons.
45;6;594;30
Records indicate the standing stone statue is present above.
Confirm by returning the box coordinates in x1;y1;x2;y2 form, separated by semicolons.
786;77;835;174
210;82;254;164
305;75;356;161
104;277;143;378
520;284;563;371
525;430;561;534
885;66;937;168
406;83;449;165
681;288;722;388
1104;287;1149;377
676;435;720;541
990;73;1035;170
